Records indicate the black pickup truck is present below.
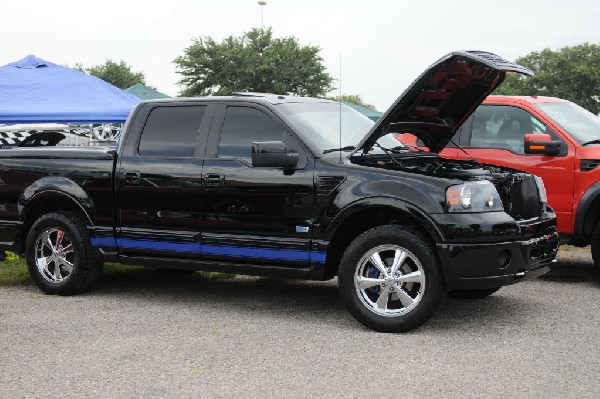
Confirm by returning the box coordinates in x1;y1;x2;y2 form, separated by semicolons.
0;51;558;332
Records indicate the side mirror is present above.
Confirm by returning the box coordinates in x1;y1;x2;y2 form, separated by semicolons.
252;141;299;168
524;133;562;156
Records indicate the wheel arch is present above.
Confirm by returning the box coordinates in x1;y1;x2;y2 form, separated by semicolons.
321;198;443;279
18;182;94;253
574;180;600;240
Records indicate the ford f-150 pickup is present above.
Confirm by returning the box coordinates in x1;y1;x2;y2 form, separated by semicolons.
0;51;558;332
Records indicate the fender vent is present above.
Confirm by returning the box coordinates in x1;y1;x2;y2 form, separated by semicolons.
317;175;345;196
580;159;600;172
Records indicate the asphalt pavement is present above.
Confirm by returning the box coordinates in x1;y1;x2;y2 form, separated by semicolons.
1;248;599;398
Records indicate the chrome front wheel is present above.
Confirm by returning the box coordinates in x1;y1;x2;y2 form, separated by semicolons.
339;225;442;333
354;245;425;317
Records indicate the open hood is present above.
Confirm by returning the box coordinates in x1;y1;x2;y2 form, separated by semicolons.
354;51;533;154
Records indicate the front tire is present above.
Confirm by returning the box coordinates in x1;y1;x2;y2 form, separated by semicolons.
338;225;442;333
26;212;102;295
591;224;600;268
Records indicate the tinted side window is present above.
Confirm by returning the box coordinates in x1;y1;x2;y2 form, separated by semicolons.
138;106;206;157
219;107;284;159
469;105;557;154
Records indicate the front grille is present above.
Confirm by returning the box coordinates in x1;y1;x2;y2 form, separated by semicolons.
580;159;600;172
492;174;540;220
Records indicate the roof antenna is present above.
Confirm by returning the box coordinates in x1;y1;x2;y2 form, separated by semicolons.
338;54;343;164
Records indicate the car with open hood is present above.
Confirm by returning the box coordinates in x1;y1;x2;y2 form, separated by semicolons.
0;51;557;332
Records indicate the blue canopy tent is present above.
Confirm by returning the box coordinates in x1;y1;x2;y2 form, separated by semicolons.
0;55;141;124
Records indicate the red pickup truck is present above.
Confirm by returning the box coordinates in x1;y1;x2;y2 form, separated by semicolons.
399;95;600;266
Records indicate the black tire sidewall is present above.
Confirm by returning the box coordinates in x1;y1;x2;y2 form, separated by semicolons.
592;224;600;268
338;225;442;333
26;213;89;295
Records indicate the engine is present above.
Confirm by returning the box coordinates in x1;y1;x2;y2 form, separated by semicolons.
351;153;542;220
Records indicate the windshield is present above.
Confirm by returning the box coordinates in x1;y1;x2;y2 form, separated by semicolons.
277;102;398;152
535;102;600;145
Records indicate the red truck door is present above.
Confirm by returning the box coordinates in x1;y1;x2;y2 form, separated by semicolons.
454;104;575;233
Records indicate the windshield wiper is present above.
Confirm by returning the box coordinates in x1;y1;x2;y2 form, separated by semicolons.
323;145;356;154
582;139;600;146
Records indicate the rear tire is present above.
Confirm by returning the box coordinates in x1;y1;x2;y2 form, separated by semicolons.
447;287;501;299
338;225;442;333
26;212;102;295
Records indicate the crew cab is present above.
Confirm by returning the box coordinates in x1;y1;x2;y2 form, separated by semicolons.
400;95;600;266
0;51;558;332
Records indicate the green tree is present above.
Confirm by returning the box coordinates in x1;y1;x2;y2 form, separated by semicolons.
77;60;146;89
329;94;376;110
495;43;600;114
174;28;334;97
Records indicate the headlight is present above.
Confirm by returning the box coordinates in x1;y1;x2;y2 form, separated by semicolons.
446;181;503;212
534;175;547;205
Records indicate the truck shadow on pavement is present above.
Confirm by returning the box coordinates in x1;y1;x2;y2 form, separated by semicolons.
89;255;597;334
539;250;600;285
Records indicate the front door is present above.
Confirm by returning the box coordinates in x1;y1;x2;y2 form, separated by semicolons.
201;103;317;267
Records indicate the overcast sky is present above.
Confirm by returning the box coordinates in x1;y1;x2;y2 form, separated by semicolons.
1;0;599;111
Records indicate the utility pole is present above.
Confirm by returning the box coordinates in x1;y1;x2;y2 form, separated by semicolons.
258;1;267;29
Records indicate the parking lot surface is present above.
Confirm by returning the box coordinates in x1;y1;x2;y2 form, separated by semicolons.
1;248;599;398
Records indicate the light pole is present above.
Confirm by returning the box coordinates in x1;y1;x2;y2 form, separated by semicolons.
258;1;267;29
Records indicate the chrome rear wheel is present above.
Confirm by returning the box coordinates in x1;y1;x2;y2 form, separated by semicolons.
26;212;103;295
35;227;75;284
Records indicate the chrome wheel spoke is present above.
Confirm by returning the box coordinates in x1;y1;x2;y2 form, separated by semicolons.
395;270;424;285
61;243;73;255
356;276;384;290
36;256;52;275
41;231;54;251
375;286;391;310
390;249;407;274
369;252;388;275
53;262;63;280
394;287;417;308
55;230;64;249
60;258;74;274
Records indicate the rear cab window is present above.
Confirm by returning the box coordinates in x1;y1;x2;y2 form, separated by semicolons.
138;106;207;157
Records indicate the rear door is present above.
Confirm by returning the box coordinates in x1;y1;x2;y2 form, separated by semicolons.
201;102;318;268
116;103;213;260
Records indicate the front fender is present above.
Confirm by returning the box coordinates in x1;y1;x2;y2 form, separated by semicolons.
323;196;444;243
